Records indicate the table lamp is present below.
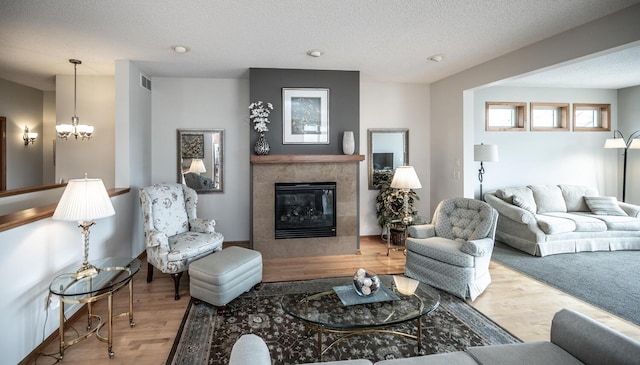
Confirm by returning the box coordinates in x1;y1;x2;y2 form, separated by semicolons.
391;166;422;224
53;176;115;279
189;159;207;174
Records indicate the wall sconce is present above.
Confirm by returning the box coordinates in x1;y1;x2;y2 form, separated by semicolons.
23;126;38;145
604;129;640;202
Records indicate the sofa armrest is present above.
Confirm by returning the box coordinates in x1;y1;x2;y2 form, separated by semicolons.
190;218;216;233
618;202;640;218
460;238;494;257
146;229;168;248
229;334;271;365
485;194;536;224
551;309;640;365
408;224;435;238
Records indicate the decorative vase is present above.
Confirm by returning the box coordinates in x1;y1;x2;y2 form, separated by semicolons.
353;268;380;297
342;131;355;155
254;133;270;155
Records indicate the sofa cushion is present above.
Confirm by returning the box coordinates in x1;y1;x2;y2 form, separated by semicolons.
376;352;477;365
559;185;599;212
528;185;567;213
543;213;607;232
406;237;474;267
536;214;576;234
466;342;584;365
584;196;627;216
575;213;640;231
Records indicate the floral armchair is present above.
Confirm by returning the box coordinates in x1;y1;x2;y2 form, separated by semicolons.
405;197;498;301
140;183;224;299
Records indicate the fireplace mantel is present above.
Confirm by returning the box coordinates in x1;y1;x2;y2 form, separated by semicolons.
251;154;365;164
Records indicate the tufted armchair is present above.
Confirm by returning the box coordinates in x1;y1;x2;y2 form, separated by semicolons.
405;198;498;301
140;183;224;300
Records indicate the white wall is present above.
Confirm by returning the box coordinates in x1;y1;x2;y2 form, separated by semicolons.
617;85;640;205
55;75;115;187
0;193;135;365
151;78;250;241
430;4;640;208
473;86;618;197
359;81;430;235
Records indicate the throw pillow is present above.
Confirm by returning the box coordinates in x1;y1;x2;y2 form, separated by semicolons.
512;195;536;214
559;185;599;212
584;196;627;216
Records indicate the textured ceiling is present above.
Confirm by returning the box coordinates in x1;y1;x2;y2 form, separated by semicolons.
0;0;639;91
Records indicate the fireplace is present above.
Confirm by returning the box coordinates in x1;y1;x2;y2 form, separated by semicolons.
275;182;337;239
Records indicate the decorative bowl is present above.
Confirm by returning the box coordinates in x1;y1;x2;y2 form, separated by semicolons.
353;268;380;297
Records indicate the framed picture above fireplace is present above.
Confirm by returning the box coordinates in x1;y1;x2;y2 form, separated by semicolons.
282;88;329;144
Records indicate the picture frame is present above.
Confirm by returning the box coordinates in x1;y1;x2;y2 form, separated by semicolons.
181;133;205;159
282;88;330;144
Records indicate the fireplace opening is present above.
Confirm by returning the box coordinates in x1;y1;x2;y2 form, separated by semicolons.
275;182;337;239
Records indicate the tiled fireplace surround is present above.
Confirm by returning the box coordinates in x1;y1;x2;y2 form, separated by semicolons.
251;155;364;259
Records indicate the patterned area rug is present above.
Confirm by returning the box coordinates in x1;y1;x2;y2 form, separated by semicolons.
166;276;520;364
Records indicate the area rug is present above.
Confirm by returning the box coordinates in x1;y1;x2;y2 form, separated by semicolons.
492;241;640;325
166;275;520;364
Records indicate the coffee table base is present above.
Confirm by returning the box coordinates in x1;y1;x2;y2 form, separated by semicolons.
310;317;424;359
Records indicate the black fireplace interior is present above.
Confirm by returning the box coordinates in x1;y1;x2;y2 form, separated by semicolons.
275;182;337;239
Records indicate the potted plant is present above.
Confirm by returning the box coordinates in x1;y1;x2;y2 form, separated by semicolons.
375;171;419;243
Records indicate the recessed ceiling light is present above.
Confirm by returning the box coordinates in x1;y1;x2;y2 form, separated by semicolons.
307;49;324;58
427;54;444;62
172;45;190;53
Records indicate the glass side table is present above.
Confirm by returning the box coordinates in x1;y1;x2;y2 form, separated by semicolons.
385;218;427;256
49;257;141;359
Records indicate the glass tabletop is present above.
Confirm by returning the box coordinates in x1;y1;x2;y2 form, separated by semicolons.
49;257;141;297
281;276;439;329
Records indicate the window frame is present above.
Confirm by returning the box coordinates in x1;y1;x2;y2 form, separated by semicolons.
573;103;611;132
530;102;569;131
485;102;527;131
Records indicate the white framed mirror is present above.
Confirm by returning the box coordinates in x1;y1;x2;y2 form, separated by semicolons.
177;129;224;193
367;128;409;190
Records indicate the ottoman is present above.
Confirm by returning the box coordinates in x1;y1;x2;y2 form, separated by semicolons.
189;246;263;307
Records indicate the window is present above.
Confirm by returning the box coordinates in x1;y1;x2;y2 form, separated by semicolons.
530;103;569;131
485;102;526;131
573;103;611;131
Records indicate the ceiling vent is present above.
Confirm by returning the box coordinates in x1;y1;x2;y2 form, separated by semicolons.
140;74;151;91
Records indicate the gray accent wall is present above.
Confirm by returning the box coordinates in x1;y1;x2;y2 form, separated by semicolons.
249;68;360;154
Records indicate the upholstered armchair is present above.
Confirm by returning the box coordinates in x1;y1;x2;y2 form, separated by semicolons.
405;198;498;301
140;183;224;300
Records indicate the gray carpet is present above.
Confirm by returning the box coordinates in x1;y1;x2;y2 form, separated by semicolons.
492;241;640;325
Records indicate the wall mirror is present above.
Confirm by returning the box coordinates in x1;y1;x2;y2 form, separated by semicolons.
177;129;224;193
367;128;409;190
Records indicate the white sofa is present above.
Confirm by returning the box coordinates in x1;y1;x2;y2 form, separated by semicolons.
484;184;640;256
229;309;640;365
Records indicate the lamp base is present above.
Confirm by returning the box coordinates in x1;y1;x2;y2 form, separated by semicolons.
73;264;98;280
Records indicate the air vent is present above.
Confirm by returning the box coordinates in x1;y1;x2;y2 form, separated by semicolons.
140;74;151;91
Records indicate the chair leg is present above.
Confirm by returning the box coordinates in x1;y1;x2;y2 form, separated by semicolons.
171;272;183;300
146;262;154;283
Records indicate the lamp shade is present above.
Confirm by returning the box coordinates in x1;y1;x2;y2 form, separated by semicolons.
189;159;207;173
53;178;115;222
474;144;499;162
604;138;627;149
628;139;640;149
391;166;422;189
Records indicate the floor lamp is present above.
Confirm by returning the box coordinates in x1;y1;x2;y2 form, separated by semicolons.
474;144;499;200
604;130;640;202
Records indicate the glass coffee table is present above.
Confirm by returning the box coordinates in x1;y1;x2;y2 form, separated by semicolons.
281;275;439;358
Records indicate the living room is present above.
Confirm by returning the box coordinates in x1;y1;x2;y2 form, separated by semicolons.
1;1;640;364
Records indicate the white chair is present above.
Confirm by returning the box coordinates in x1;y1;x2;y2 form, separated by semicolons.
405;197;498;301
140;183;224;299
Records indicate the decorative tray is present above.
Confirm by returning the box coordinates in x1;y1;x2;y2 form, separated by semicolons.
332;283;401;306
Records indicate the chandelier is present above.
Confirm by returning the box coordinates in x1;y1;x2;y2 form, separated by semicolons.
56;59;94;140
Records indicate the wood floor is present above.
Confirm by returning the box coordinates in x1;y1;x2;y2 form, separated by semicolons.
27;236;640;365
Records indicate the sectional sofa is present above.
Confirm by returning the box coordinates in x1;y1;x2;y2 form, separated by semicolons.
229;309;640;365
484;184;640;256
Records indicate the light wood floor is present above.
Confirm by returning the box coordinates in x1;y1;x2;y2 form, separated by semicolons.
27;236;640;364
